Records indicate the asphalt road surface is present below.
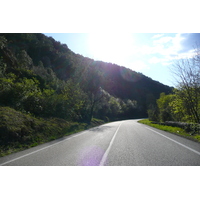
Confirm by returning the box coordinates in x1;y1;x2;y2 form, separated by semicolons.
0;119;200;166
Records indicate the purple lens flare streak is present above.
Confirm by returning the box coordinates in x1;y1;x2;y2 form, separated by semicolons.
79;146;105;166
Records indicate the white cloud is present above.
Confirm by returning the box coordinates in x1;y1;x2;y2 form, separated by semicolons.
128;60;148;71
151;34;184;56
169;49;196;60
138;34;195;65
136;45;154;55
149;56;173;66
103;33;199;71
162;62;173;66
153;36;173;45
149;56;162;64
152;34;164;39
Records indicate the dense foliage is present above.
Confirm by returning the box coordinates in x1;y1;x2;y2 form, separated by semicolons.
0;106;91;156
0;33;175;156
148;49;200;125
150;90;200;124
0;33;172;125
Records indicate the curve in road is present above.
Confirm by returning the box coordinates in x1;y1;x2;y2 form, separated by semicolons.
0;120;200;166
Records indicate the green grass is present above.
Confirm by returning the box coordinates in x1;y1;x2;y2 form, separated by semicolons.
0;107;105;157
138;119;200;143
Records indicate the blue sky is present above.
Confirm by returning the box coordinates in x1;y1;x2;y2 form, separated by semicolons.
2;1;199;87
2;0;200;88
44;33;200;87
2;0;200;195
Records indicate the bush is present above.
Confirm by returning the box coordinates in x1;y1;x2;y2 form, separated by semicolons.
148;108;159;121
0;106;88;156
165;121;200;135
104;116;109;123
0;107;35;143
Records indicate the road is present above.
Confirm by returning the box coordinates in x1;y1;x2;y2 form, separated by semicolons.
0;119;200;166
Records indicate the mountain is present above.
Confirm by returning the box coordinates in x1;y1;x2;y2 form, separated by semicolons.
0;33;173;122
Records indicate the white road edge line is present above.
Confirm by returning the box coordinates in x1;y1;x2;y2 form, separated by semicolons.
99;122;123;166
145;127;200;156
0;131;87;166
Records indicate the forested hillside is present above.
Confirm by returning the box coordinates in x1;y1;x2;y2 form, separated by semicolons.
0;33;174;155
0;33;172;122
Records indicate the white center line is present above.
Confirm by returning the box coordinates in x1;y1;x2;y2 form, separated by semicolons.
99;122;123;166
145;127;200;156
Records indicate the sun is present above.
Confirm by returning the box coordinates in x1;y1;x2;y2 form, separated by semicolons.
88;33;134;64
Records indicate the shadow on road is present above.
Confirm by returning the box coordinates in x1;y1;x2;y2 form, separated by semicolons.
88;126;113;132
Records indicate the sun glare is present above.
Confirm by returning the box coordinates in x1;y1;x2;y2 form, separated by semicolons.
88;33;134;64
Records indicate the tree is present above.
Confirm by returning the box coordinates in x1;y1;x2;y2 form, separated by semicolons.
171;46;200;123
147;104;159;121
107;96;122;119
169;89;190;122
74;63;105;123
0;57;6;77
157;93;174;122
0;36;7;49
17;50;33;69
85;86;105;123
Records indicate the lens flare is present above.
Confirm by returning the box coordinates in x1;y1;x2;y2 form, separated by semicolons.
79;146;105;166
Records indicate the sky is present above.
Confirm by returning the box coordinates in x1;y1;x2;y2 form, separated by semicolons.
2;1;200;87
44;33;200;87
2;0;200;196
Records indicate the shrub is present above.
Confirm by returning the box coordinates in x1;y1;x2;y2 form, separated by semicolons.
165;121;200;135
0;107;35;143
0;106;89;156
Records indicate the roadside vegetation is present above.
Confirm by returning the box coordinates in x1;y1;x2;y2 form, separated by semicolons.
145;45;200;143
1;34;200;156
0;33;171;157
138;119;200;143
0;107;105;157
